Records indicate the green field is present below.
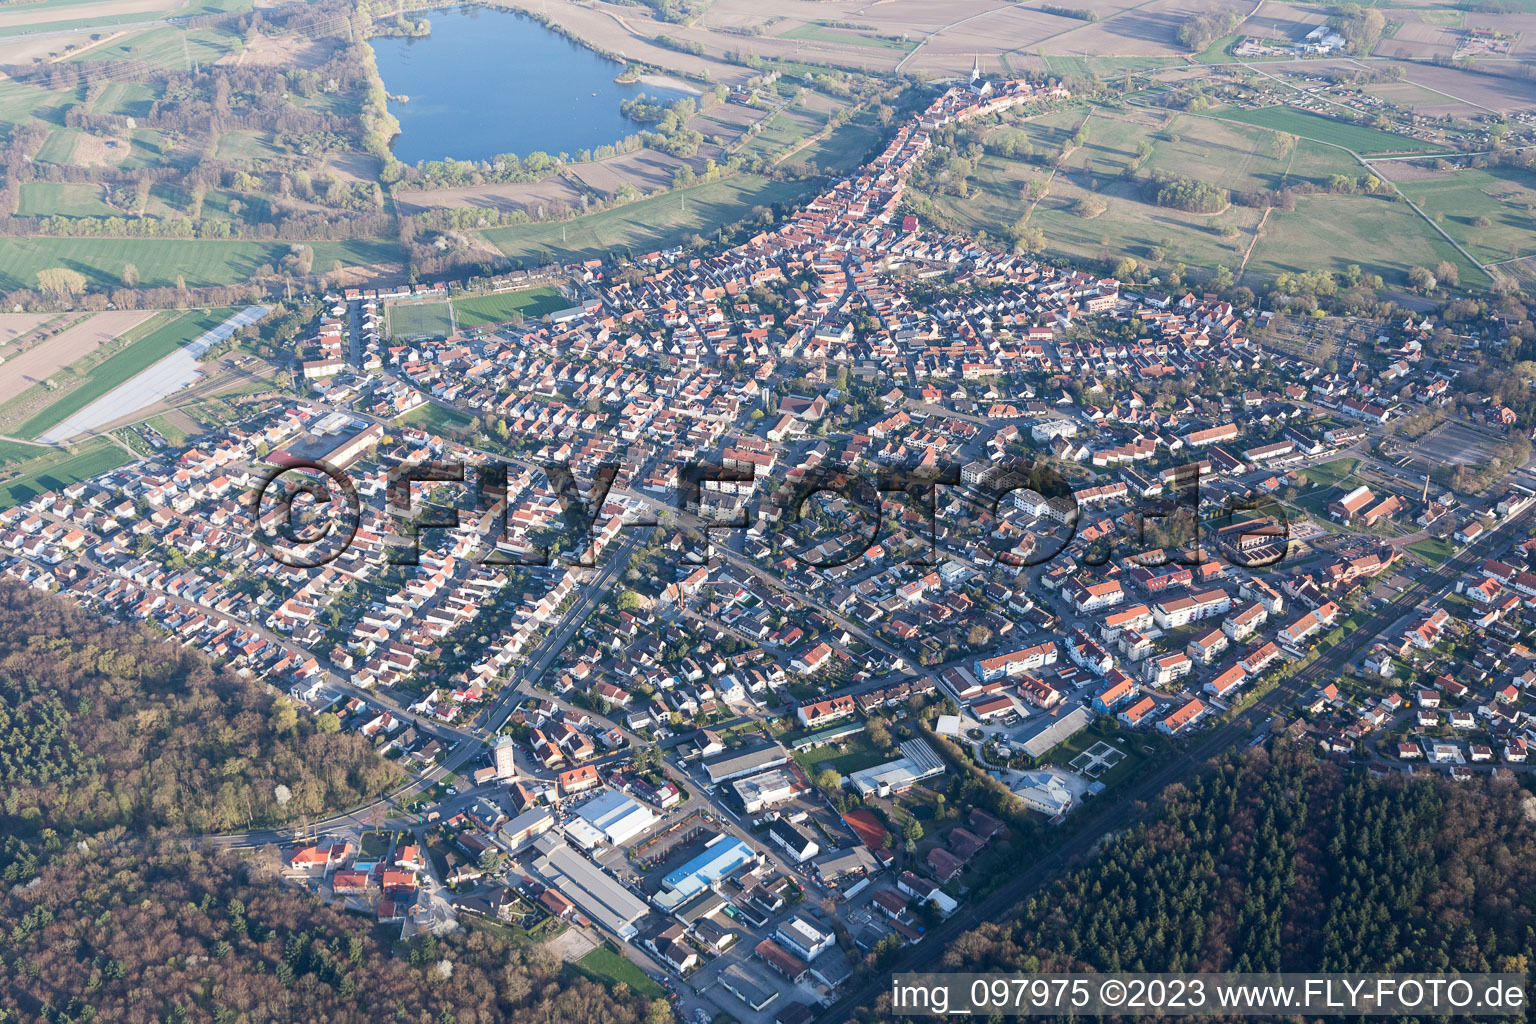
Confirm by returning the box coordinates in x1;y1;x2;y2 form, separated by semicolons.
741;108;822;161
387;301;455;340
16;308;233;440
399;403;472;433
778;21;915;51
17;182;116;219
1300;457;1360;489
478;175;815;266
67;25;241;67
1395;166;1536;264
1209;106;1444;155
0;236;401;291
1408;535;1456;567
933;152;1261;270
793;731;889;775
573;946;664;998
1043;55;1187;76
0;438;135;508
1146;116;1297;195
797;108;884;172
1245;193;1484;289
451;286;567;328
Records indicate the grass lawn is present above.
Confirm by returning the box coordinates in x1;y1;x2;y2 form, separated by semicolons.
387;300;456;340
67;25;240;66
0;81;74;136
1209;106;1444;155
741;109;820;161
1408;536;1456;567
451;286;566;328
1395;165;1536;264
935;154;1261;270
16;308;231;440
574;946;664;999
795;108;884;172
0;236;401;291
1148;115;1297;195
793;731;890;775
18;182;115;218
1043;55;1186;76
478;175;815;266
1246;193;1484;289
1301;458;1360;489
400;402;472;432
777;21;914;51
0;437;134;508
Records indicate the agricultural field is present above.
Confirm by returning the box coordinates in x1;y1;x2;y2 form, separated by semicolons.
387;301;456;341
777;21;916;52
0;237;401;291
17;182;116;218
477;175;815;266
0;310;157;406
929;148;1261;272
1393;165;1536;264
10;308;233;440
1209;106;1445;155
794;107;885;173
1144;117;1297;195
451;287;568;329
1245;193;1483;289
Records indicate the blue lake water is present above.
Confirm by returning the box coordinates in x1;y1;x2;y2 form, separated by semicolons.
371;6;693;166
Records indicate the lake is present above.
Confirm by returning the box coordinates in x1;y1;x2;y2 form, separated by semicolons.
370;6;694;166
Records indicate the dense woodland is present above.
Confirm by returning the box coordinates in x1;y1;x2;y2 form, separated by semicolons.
0;583;400;885
0;844;668;1024
872;744;1536;1020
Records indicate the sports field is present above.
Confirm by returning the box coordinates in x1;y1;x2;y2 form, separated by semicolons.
0;437;134;508
477;175;815;266
14;308;232;440
1209;106;1444;155
388;301;456;340
0;236;401;290
451;287;567;329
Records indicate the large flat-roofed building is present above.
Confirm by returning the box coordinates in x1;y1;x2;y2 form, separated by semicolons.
531;835;649;940
502;807;554;852
703;741;791;784
846;738;946;798
654;834;760;910
575;789;657;846
733;769;798;813
1021;705;1094;759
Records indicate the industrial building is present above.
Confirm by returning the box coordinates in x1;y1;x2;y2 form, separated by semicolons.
846;738;946;798
703;741;791;784
732;768;797;813
574;789;657;846
531;835;649;940
654;834;760;910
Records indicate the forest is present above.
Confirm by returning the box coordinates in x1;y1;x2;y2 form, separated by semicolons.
865;744;1536;1020
0;843;668;1024
0;583;400;886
